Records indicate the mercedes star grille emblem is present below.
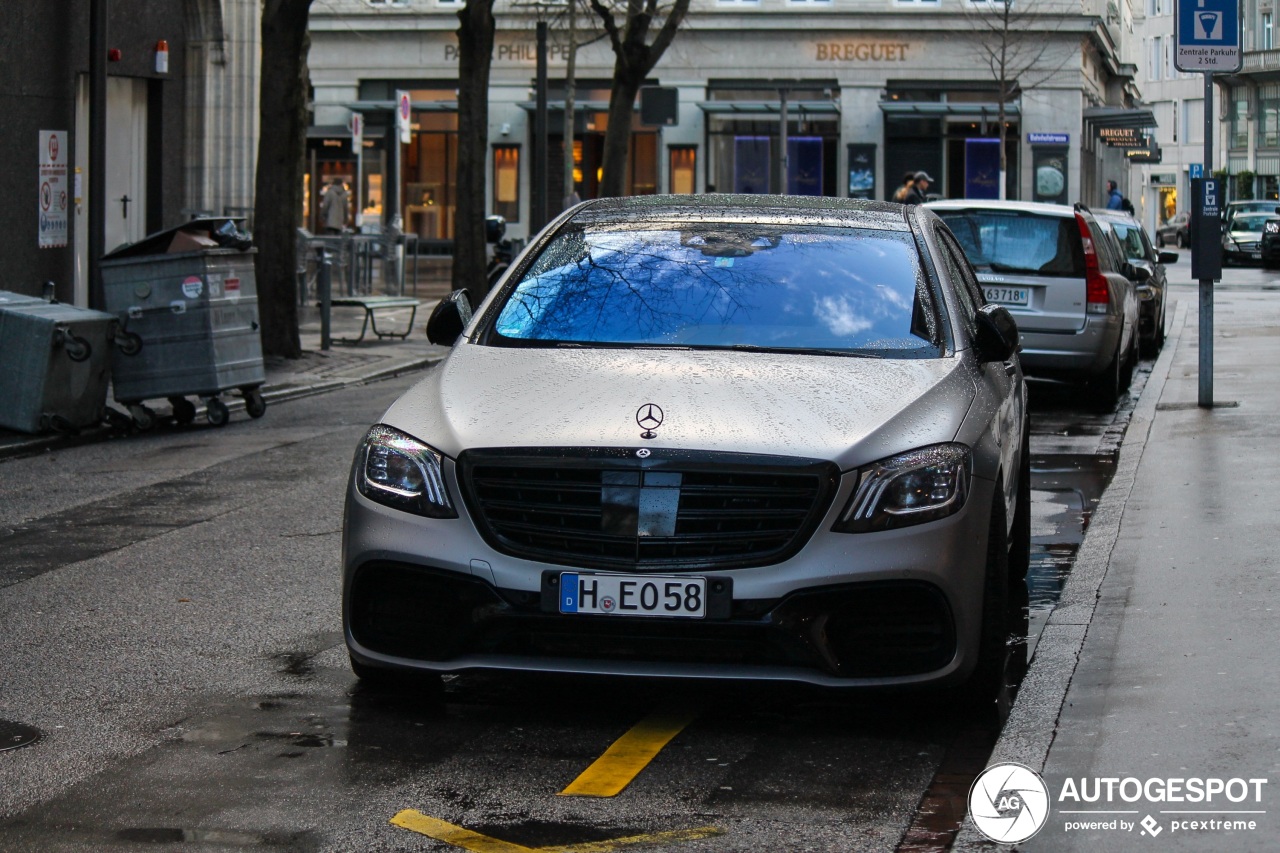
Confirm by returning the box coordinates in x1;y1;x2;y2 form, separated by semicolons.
636;403;664;439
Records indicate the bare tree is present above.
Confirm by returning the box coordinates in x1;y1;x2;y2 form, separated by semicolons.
587;0;691;197
965;0;1073;199
254;0;314;359
453;0;498;306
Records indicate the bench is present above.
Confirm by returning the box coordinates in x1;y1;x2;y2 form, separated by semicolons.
328;296;422;344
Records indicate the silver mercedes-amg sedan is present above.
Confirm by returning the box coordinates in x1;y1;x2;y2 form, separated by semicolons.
342;195;1029;705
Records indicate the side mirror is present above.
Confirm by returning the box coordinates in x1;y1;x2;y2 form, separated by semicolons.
975;303;1019;363
425;288;474;346
1122;262;1152;282
1158;250;1179;264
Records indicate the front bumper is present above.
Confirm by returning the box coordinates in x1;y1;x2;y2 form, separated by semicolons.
342;462;998;688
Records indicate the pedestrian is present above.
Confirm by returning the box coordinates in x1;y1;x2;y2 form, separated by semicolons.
1106;179;1124;210
892;171;915;203
320;178;349;234
903;171;933;205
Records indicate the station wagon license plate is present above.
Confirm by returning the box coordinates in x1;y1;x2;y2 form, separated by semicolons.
558;572;706;618
983;286;1030;307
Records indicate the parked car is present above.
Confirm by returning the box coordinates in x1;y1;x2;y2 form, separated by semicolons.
1222;200;1279;233
1156;211;1190;248
1094;210;1175;354
927;199;1139;406
343;194;1030;705
1261;218;1280;270
1222;212;1279;265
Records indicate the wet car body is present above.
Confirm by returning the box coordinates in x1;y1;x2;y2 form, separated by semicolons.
1222;213;1279;266
342;195;1029;696
1156;211;1190;248
1094;210;1174;354
926;199;1139;404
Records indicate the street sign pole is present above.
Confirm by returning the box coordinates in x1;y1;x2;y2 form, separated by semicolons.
1201;72;1214;408
1175;0;1241;409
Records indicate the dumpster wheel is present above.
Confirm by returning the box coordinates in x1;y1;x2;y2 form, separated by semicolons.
128;403;156;431
206;398;230;427
244;388;267;419
169;397;196;426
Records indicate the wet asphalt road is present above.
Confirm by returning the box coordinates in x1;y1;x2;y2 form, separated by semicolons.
0;311;1166;852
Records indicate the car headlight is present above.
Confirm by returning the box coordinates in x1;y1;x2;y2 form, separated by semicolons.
354;425;456;518
833;444;971;533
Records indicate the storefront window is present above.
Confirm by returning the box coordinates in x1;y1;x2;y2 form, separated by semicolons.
493;145;520;222
1264;176;1280;201
669;146;697;193
706;85;840;196
404;111;458;240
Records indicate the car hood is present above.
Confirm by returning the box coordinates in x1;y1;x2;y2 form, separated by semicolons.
380;344;976;468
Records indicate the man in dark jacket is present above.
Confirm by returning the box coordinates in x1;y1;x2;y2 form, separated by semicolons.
904;171;933;205
1106;180;1124;210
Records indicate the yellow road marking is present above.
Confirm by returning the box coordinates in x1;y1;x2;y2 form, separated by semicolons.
391;810;724;852
543;825;725;852
558;705;701;798
391;811;537;853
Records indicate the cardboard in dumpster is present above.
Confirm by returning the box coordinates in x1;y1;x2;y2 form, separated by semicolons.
103;217;250;259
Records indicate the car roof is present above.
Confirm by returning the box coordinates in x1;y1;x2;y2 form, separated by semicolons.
1093;210;1143;226
571;194;915;231
924;198;1078;218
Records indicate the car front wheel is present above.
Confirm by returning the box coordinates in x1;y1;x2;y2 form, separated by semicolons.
951;495;1011;714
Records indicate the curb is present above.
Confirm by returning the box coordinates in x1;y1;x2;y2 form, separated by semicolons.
950;299;1189;851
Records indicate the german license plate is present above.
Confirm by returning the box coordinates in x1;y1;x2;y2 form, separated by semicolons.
558;572;706;618
983;286;1030;307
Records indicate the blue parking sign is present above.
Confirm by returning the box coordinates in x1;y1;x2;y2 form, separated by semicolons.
1175;0;1241;72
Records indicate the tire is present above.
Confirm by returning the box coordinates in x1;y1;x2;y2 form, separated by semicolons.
953;495;1011;714
350;654;444;698
169;397;196;426
1007;428;1032;583
1157;233;1165;248
1119;328;1138;393
244;388;267;419
1086;340;1122;410
1176;232;1186;249
206;398;230;427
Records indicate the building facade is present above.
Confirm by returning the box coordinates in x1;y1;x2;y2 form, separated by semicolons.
309;0;1148;244
1216;0;1280;204
0;0;258;305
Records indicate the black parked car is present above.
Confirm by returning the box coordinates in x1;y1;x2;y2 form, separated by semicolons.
1094;210;1175;354
1261;217;1280;270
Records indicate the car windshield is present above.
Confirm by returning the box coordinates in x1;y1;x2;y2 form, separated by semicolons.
933;209;1084;277
1107;221;1147;261
490;222;942;357
1231;215;1273;232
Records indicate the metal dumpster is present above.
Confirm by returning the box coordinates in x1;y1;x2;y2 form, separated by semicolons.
0;290;119;434
100;219;266;429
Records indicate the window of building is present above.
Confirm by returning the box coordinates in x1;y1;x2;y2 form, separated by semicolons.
669;146;697;193
1260;87;1280;148
1148;38;1160;81
1164;36;1174;79
493;145;520;222
1183;97;1204;144
1264;13;1274;50
1230;94;1250;149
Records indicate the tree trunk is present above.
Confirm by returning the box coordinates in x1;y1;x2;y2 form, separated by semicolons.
253;0;313;359
453;0;496;307
599;75;642;198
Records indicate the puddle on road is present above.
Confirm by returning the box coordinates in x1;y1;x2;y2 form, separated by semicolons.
1023;453;1116;660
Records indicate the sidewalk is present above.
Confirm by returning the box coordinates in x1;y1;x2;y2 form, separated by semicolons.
0;295;451;461
956;288;1280;850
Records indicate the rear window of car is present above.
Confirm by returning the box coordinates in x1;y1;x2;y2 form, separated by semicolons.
489;223;942;358
933;209;1085;278
1106;221;1147;262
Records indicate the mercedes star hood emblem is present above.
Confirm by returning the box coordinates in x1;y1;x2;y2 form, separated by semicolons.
636;403;664;439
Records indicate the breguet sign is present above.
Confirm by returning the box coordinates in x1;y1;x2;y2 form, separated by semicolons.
815;42;912;62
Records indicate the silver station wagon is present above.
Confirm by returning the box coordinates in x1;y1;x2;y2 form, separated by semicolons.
927;199;1139;406
342;195;1030;704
